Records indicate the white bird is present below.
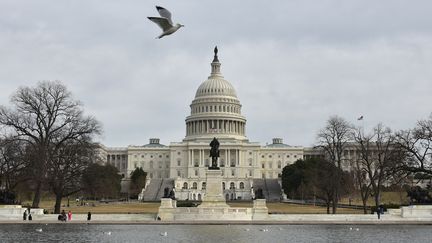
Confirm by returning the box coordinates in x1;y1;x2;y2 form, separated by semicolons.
160;232;168;236
148;6;184;39
104;231;112;235
35;228;43;232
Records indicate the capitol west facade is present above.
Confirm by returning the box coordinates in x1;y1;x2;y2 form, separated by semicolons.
99;49;314;201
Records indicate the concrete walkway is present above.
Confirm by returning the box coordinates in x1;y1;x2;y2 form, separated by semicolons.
1;213;432;225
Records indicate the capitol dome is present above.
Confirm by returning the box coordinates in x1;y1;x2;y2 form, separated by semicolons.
184;47;247;141
195;76;238;98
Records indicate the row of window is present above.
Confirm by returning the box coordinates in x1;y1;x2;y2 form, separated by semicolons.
181;181;245;190
133;154;169;159
191;104;240;114
189;169;253;177
107;154;127;161
260;154;300;159
261;161;287;169
134;162;170;169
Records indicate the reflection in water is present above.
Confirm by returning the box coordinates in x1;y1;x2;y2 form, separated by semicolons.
0;224;431;243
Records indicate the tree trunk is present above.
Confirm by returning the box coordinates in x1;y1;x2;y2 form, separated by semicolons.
332;188;338;214
32;181;42;208
326;202;330;214
374;191;380;208
54;193;63;214
362;197;368;214
360;188;369;214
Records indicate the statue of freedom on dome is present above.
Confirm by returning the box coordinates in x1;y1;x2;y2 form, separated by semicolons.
209;137;220;169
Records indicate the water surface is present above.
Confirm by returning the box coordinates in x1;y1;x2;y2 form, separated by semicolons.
0;224;430;243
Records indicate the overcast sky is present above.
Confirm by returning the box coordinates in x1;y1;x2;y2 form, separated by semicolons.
1;0;431;147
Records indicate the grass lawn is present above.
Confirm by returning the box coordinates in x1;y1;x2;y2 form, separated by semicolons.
228;202;364;214
339;191;410;206
23;190;408;215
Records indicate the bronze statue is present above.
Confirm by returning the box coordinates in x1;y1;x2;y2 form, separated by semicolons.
213;46;219;62
209;137;220;169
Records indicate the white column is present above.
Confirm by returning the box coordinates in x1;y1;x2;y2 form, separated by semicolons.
189;150;192;165
236;149;239;166
225;149;228;166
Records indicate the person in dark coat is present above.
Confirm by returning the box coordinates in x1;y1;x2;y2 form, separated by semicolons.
87;212;91;221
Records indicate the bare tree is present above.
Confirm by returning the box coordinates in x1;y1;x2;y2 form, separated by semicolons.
396;114;432;176
0;137;28;195
48;139;97;213
350;152;372;214
353;123;406;210
0;81;101;208
316;115;353;213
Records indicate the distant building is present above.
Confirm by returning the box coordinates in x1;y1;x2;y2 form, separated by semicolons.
98;49;331;201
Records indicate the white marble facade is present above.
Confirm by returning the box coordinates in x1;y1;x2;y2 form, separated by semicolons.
99;49;308;200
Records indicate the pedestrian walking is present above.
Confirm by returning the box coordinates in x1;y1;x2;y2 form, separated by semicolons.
67;211;72;221
87;212;91;221
23;211;27;220
28;213;32;221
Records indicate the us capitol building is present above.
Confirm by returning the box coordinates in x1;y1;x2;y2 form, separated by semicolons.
98;48;321;201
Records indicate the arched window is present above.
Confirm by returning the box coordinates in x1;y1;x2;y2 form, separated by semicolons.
222;182;226;190
202;182;206;190
198;194;202;201
230;182;235;189
192;182;197;189
239;182;245;189
183;182;188;189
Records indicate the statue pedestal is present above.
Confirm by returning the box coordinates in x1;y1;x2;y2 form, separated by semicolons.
198;169;229;208
252;199;269;220
158;198;176;220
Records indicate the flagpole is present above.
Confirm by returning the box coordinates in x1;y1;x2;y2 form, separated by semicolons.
357;115;364;137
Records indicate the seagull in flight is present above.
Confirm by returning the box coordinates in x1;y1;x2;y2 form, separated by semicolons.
148;6;184;39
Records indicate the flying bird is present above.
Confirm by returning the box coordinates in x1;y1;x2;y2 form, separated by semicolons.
148;6;184;39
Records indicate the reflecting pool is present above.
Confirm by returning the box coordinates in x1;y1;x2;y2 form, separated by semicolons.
0;224;431;243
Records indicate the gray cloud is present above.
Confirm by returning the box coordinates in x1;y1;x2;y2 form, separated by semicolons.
0;0;431;147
